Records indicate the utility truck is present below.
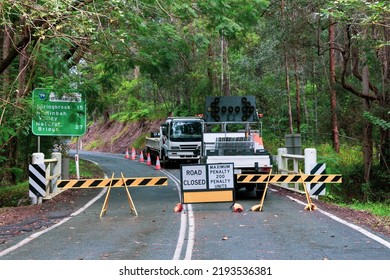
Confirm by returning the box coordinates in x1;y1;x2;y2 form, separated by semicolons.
200;96;273;197
145;117;204;166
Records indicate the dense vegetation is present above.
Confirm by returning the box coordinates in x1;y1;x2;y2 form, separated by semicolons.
0;1;389;205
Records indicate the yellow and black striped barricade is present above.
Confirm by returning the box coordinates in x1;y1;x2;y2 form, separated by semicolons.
236;174;342;184
57;176;168;189
57;174;168;217
237;172;342;212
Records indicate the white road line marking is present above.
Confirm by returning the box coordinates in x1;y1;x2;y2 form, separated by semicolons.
160;169;195;260
286;195;390;249
184;203;195;260
0;188;107;257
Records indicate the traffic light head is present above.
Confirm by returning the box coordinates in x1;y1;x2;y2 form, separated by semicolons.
205;96;258;122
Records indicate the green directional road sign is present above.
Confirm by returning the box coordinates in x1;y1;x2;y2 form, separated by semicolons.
32;88;86;136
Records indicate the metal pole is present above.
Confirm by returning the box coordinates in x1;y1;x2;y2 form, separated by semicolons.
76;137;80;179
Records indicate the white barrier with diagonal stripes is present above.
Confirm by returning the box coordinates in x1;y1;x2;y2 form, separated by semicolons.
30;152;62;204
276;148;329;196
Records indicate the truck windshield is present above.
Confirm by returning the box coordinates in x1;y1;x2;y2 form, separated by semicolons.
170;121;202;141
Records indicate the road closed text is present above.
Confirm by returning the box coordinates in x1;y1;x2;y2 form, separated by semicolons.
181;165;207;190
183;179;207;186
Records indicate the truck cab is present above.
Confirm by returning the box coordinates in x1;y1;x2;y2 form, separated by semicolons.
146;117;204;166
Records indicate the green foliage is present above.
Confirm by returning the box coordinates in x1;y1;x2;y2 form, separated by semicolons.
84;139;105;151
363;111;390;130
0;158;105;207
338;201;390;218
132;133;149;150
0;182;29;207
315;143;389;203
68;157;104;179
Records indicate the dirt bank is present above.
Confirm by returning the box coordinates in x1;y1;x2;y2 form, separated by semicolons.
80;119;162;153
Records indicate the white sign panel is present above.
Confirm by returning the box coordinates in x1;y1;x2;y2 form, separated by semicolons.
208;163;234;189
181;165;207;190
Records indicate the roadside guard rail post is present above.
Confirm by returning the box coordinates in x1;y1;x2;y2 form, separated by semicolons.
277;148;316;193
31;152;62;204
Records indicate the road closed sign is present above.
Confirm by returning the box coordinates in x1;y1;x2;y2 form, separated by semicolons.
181;165;207;190
180;163;234;204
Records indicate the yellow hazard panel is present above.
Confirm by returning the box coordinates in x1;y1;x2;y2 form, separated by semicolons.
183;190;234;204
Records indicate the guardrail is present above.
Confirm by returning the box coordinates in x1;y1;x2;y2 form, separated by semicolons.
276;148;317;194
31;152;62;204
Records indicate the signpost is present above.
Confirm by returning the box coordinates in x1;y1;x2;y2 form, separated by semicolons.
32;88;87;179
180;163;235;204
32;88;86;136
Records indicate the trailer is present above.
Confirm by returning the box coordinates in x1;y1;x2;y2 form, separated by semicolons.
200;96;273;197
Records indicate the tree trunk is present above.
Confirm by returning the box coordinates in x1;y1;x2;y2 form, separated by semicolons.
379;26;390;171
281;0;293;134
208;44;218;94
18;28;29;100
293;55;301;133
329;18;340;153
284;50;293;134
1;26;12;127
362;66;373;183
221;36;230;96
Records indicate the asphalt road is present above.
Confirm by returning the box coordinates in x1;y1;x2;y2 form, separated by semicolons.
0;151;389;260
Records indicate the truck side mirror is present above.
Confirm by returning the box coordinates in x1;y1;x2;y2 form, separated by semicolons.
161;127;167;135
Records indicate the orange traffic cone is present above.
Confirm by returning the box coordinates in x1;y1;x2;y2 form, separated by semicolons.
139;151;144;162
125;148;130;159
146;153;151;166
131;147;136;160
155;156;161;170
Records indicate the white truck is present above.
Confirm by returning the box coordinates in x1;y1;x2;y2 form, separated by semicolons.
145;117;204;166
200;96;273;197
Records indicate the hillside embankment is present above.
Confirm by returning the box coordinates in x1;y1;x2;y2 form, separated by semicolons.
79;118;162;153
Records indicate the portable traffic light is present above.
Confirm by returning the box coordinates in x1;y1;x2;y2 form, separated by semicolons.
205;96;258;122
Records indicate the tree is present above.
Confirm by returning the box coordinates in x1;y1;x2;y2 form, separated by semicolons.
329;16;340;153
323;0;390;180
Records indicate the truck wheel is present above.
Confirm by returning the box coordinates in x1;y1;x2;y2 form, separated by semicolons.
255;184;267;199
161;151;170;168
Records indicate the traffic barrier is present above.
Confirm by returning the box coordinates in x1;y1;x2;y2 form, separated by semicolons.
125;148;130;159
29;163;47;199
57;174;168;217
246;170;341;212
100;173;139;217
236;174;342;184
29;152;62;204
277;148;330;195
57;176;168;189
